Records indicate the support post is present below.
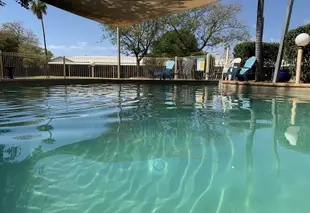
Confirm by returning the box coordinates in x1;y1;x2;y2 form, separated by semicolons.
68;65;71;77
174;56;178;80
0;51;3;79
117;27;121;79
273;0;294;83
92;66;95;78
205;54;211;80
222;47;230;80
225;47;230;68
295;47;303;84
63;56;66;79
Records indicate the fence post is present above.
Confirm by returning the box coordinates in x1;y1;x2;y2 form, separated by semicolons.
91;65;95;78
225;47;230;68
205;54;211;80
0;51;3;79
63;56;66;79
222;47;230;80
68;65;71;77
174;56;178;80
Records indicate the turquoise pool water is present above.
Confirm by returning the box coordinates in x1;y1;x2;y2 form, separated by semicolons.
1;84;310;213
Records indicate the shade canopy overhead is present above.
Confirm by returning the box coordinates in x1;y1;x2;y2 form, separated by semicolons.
41;0;219;27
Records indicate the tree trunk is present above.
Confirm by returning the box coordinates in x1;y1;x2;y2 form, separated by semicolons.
255;0;264;81
41;17;48;64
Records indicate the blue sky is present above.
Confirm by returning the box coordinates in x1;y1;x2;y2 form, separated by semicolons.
1;0;310;56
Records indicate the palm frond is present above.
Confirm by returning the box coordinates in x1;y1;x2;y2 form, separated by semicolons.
30;0;47;19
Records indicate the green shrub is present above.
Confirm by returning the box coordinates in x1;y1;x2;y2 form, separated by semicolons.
284;24;310;83
233;42;279;67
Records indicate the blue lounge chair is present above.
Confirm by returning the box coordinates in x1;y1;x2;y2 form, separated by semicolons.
224;58;241;80
236;56;257;81
152;60;175;80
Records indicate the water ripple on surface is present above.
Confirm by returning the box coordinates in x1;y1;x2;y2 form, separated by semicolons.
3;84;310;213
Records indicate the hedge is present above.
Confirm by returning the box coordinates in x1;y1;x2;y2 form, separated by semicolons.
284;24;310;83
233;42;279;67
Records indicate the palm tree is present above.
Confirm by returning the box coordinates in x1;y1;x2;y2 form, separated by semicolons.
255;0;264;81
30;0;48;63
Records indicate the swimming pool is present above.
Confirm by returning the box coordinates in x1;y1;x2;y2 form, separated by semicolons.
1;83;310;213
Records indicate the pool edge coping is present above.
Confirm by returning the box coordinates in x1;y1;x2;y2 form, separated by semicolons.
220;80;310;88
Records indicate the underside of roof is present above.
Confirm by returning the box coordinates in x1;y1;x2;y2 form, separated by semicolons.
41;0;219;27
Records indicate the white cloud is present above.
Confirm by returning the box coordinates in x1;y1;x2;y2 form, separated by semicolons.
69;45;83;49
49;41;88;50
48;45;67;49
77;41;88;47
94;46;117;50
48;42;116;52
270;38;280;42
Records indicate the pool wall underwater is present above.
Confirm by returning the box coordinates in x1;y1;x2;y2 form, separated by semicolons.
0;78;219;87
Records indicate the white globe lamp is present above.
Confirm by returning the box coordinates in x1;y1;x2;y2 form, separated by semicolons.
295;33;310;84
295;33;310;47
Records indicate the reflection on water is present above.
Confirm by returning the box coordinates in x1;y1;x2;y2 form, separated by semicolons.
1;84;310;213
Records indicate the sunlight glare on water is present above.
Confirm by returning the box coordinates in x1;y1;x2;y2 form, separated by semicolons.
1;84;310;213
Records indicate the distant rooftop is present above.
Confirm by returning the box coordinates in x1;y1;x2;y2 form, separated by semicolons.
48;55;227;66
41;0;219;27
49;56;143;65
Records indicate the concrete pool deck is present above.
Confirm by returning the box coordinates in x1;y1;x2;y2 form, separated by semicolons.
220;80;310;88
0;77;219;86
220;80;310;97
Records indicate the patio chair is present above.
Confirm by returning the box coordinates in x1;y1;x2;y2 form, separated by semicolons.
224;58;242;80
236;56;257;81
151;60;175;80
177;59;194;79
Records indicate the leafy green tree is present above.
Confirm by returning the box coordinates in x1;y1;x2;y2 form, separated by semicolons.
0;22;40;47
150;30;200;57
166;3;250;52
284;24;310;83
30;0;48;63
0;29;19;52
0;22;53;63
101;19;163;72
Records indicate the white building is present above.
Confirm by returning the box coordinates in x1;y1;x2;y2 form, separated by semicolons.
49;55;226;67
48;56;142;66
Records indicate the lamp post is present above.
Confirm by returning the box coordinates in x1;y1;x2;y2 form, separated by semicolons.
273;0;294;83
117;27;121;79
90;61;95;78
295;33;310;84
